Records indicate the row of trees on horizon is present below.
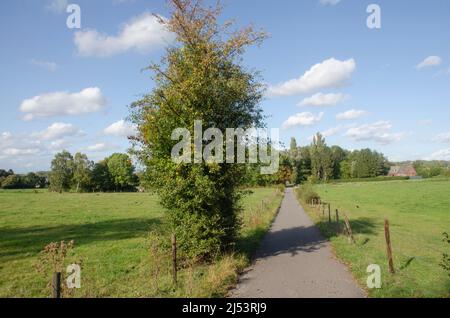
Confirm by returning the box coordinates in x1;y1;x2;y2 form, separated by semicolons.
0;151;138;192
1;133;449;191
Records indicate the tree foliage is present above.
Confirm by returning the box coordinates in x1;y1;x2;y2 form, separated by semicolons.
279;134;390;184
49;151;74;192
106;153;137;191
48;151;137;192
129;0;267;258
73;152;93;192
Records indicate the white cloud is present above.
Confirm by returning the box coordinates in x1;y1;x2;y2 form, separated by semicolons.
298;92;349;107
416;56;442;69
0;132;43;160
1;132;12;140
33;123;84;141
336;109;367;120
48;139;71;151
432;132;450;143
30;59;57;72
86;143;114;152
104;120;137;137
345;121;406;145
2;148;40;156
20;87;106;121
46;0;68;14
418;119;433;126
282;112;324;129
319;0;341;5
268;58;356;96
428;148;450;160
321;125;343;137
74;13;174;57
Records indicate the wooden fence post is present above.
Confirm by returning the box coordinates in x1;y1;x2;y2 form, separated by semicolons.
343;212;355;243
384;219;395;273
171;234;177;284
335;209;340;233
328;203;331;223
52;272;61;298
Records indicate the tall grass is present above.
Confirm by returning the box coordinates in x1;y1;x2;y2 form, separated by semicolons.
0;187;283;297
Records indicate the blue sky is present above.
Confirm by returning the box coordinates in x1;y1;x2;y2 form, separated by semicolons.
1;0;450;173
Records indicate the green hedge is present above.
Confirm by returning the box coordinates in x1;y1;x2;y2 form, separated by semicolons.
330;176;410;184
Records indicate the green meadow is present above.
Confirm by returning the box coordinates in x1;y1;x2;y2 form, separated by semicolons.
0;187;283;297
298;178;450;298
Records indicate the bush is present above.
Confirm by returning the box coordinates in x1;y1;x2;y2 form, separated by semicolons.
331;176;409;184
307;175;319;184
1;175;23;189
129;1;266;259
296;184;320;204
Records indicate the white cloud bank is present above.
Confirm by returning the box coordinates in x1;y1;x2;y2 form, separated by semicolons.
46;0;68;14
30;59;58;72
268;58;356;97
20;87;106;121
432;132;450;143
104;120;137;137
74;13;174;57
321;125;343;137
86;143;115;152
428;148;450;160
282;112;324;129
298;92;349;107
336;109;367;120
345;121;406;145
32;122;83;140
416;56;441;69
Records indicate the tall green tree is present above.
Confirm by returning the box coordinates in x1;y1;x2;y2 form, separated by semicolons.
129;0;267;258
106;153;136;191
73;152;93;192
49;151;74;192
310;133;333;181
92;160;113;192
330;146;347;179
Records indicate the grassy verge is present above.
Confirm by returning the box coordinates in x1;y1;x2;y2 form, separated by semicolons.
295;179;450;298
0;187;283;297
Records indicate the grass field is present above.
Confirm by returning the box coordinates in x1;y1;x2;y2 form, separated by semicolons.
0;187;283;297
297;179;450;298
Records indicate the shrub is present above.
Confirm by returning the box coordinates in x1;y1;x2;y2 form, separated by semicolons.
129;1;266;259
35;240;81;297
331;176;409;184
307;175;319;184
296;185;320;204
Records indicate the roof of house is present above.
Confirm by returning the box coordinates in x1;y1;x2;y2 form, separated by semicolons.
388;165;417;176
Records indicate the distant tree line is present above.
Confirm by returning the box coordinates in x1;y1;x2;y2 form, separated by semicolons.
243;133;391;186
412;160;450;178
0;169;48;189
48;151;139;193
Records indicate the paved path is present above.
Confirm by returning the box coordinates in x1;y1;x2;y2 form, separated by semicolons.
230;188;365;298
